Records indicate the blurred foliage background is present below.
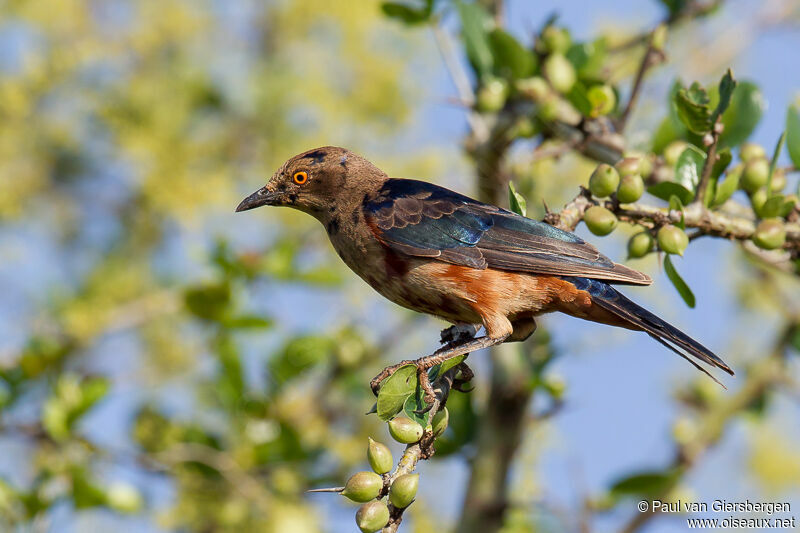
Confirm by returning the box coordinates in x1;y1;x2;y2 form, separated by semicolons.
0;0;799;532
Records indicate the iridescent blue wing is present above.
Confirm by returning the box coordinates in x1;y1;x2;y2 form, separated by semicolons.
364;179;651;285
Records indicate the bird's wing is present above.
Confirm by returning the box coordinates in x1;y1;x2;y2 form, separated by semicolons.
364;179;651;286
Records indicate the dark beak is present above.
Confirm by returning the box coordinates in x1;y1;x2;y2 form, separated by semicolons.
235;187;281;212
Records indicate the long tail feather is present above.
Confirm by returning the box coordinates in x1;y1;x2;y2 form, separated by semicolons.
568;277;734;380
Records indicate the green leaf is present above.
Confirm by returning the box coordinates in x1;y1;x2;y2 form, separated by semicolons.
766;131;785;195
610;469;681;498
488;29;535;79
381;1;434;25
758;194;786;219
704;148;732;206
376;364;418;421
565;38;607;79
786;100;800;168
674;145;706;191
718;81;765;148
508;182;527;216
402;391;430;427
566;82;592;116
647;182;694;205
711;68;736;122
184;282;231;321
669;195;685;229
711;167;740;207
664;255;696;308
456;1;494;78
428;354;467;382
223;314;273;329
675;82;712;134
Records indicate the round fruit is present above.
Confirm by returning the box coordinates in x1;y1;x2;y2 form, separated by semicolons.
750;187;768;214
628;232;654;259
342;471;383;503
663;140;688;167
388;474;419;509
739;142;766;163
367;438;393;475
752;218;786;250
355;501;390;533
431;407;449;437
513;117;537;138
515;76;549;102
587;84;616;117
589;164;620;198
771;168;787;192
476;78;509;113
583;206;618;236
657;225;688;256
741;158;769;193
388;416;423;444
616;174;644;203
615;157;641;177
543;54;576;93
541;26;571;54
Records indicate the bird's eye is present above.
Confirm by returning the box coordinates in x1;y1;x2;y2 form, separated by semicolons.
293;171;309;185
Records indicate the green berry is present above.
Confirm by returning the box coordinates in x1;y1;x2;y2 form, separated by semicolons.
342;471;383;503
657;225;688;256
513;117;537;138
589;164;620;198
515;76;550;102
616;174;644;203
651;24;668;51
431;408;449;437
752;218;786;250
388;416;423;444
583;206;618;236
739;142;766;163
476;78;509;113
770;168;787;192
663;140;688;167
355;501;390;533
543;54;576;93
615;157;641;177
388;474;419;509
750;187;768;213
587;84;616;117
541;26;571;54
367;438;393;475
741;158;769;193
628;232;654;259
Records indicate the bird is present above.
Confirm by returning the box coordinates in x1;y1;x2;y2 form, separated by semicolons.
236;146;733;400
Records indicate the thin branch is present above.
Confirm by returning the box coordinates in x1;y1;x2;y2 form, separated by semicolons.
694;119;722;206
615;30;665;132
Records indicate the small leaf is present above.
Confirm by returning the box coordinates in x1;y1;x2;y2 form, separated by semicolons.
457;0;494;78
381;1;433;25
711;168;740;207
376;365;418;421
647;182;694;205
488;29;535;79
224;314;273;329
711;148;732;180
508;182;527;216
668;195;685;229
758;195;786;219
664;255;696;308
766;131;785;195
675;82;712;134
402;392;430;427
711;68;736;122
565;38;607;79
428;354;467;382
786;99;800;168
674;145;706;191
610;469;680;498
719;81;765;148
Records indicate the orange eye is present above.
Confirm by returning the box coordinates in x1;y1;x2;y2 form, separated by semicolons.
293;171;308;185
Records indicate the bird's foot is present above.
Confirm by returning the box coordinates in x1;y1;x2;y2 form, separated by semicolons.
451;361;474;393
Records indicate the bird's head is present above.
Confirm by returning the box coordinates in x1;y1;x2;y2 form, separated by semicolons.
235;146;387;220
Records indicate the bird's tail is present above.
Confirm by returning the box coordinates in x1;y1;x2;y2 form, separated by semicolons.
567;277;734;385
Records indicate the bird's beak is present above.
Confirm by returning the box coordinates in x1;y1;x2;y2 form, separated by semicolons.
235;187;281;212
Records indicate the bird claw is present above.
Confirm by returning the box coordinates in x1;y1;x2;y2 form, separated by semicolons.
439;324;480;346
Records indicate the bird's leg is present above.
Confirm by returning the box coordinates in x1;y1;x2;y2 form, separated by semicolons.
370;334;509;402
440;323;481;346
452;361;474;393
